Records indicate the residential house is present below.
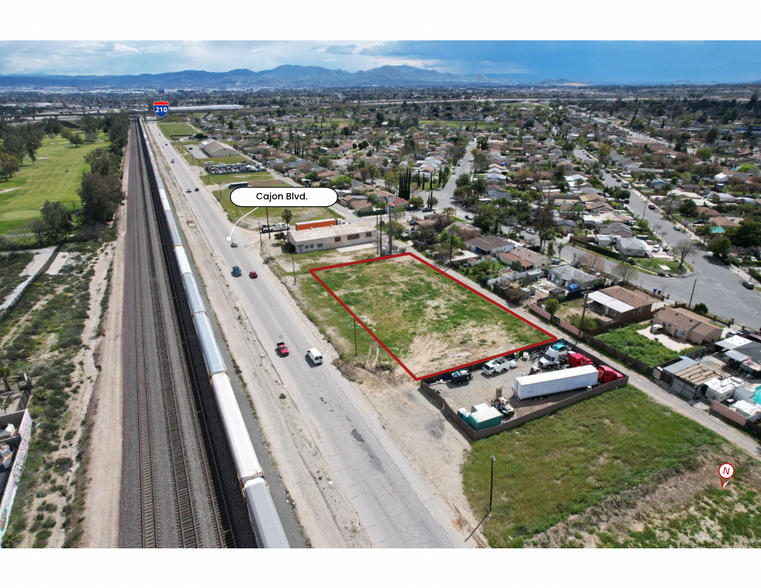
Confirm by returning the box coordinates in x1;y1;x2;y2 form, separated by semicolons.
597;222;634;239
655;356;721;400
653;307;723;344
548;265;600;290
711;216;742;230
464;236;516;256
500;246;550;270
587;286;653;324
695;206;720;218
616;238;649;258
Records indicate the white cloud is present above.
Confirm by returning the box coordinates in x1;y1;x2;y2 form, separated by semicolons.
109;43;140;55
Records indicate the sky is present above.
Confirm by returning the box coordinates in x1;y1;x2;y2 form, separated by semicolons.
1;41;761;85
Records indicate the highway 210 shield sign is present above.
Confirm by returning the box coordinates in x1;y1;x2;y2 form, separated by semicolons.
154;101;169;118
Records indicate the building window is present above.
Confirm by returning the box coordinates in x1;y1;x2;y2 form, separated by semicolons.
365;232;372;237
348;234;360;240
317;243;323;248
610;310;617;318
335;237;342;242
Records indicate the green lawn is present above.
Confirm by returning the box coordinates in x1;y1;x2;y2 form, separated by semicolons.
633;257;684;273
206;155;246;165
596;323;681;368
0;133;110;235
201;171;278;187
158;122;199;137
210;179;341;226
463;385;723;547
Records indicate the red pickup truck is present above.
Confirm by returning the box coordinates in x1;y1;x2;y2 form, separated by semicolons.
276;342;289;357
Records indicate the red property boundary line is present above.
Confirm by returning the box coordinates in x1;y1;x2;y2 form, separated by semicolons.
308;252;556;381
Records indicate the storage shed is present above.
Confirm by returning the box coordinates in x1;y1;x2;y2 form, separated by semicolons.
466;404;503;431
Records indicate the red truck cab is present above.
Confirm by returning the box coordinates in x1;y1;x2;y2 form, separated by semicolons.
568;352;592;367
598;366;623;384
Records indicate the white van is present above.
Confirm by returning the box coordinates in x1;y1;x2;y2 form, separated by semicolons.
307;348;323;365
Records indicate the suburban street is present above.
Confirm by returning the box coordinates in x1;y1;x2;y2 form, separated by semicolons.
569;147;761;328
147;123;464;548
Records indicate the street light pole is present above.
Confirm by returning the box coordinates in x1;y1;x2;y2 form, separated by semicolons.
689;278;697;308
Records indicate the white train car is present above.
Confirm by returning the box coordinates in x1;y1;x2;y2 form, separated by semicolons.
139;118;289;548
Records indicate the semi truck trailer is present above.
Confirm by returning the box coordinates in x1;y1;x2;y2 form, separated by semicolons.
513;365;600;400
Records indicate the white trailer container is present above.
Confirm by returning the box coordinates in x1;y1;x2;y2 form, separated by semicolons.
513;365;598;400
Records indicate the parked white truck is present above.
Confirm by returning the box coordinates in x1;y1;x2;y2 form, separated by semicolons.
482;356;517;375
513;365;599;400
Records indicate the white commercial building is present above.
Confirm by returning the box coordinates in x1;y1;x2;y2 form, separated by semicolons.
288;221;376;254
201;139;238;158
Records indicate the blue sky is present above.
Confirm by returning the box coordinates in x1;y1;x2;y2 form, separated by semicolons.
1;41;760;84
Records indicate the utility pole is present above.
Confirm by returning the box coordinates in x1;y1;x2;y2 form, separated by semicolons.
689;278;697;308
291;250;296;286
489;455;495;512
578;291;589;339
353;318;358;357
449;233;454;267
387;204;392;256
259;222;263;251
265;207;271;240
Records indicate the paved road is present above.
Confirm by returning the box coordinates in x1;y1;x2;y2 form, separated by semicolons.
149;123;462;548
563;152;761;329
433;139;477;219
600;172;761;328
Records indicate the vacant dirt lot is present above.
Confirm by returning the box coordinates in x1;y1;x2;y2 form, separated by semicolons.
311;254;550;379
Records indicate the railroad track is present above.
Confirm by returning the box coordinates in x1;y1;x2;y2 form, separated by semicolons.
129;120;228;548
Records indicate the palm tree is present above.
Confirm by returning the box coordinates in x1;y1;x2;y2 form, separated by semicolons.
442;207;455;220
280;208;293;231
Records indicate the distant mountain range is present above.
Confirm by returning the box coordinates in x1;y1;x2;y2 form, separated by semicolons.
0;65;590;90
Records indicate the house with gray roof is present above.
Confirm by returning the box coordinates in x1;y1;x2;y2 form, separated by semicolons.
616;238;649;257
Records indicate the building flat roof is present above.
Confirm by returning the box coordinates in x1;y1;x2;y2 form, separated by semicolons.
288;221;376;243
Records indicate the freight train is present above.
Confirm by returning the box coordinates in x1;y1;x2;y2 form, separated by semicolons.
138;119;289;548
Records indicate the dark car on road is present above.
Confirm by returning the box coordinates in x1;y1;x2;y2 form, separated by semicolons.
742;281;755;290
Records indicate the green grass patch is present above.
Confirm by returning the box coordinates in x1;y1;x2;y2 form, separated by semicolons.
0;251;34;301
596;323;680;369
633;257;684;273
201;171;279;187
463;384;723;547
206;155;246;165
0;133;110;235
158;121;199;137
